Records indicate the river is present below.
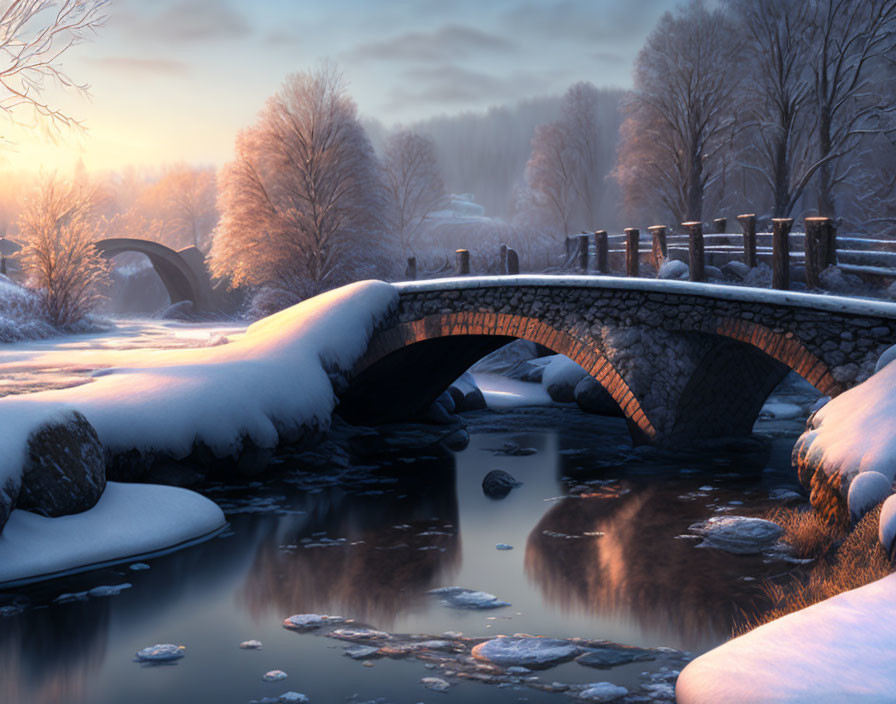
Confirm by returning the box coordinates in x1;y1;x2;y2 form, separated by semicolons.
0;319;817;704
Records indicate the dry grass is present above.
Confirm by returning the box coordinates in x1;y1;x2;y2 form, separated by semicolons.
734;503;892;636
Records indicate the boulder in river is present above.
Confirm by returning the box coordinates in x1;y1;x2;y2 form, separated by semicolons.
482;469;522;499
688;515;783;554
448;373;487;412
15;410;105;519
574;377;622;416
542;355;588;403
471;636;581;668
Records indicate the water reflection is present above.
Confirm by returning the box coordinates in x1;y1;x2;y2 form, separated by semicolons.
242;461;461;627
525;485;776;649
0;601;109;704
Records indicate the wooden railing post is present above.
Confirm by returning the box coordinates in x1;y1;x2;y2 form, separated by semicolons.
713;217;727;234
682;221;705;282
772;218;793;290
455;248;470;276
575;233;589;272
405;256;417;280
804;217;832;288
737;214;757;268
594;230;608;273
624;228;640;277
499;244;508;274
506;248;520;275
647;225;667;269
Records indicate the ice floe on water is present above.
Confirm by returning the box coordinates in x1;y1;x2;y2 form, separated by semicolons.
578;682;629;701
249;693;309;704
495;543;513;550
688;515;784;554
428;586;510;609
471;637;582;667
420;676;450;691
282;613;346;631
262;670;288;682
134;644;185;663
240;640;263;650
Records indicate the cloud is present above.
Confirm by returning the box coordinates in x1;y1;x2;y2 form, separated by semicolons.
124;0;251;42
348;24;516;63
388;63;561;109
86;56;190;77
502;0;672;43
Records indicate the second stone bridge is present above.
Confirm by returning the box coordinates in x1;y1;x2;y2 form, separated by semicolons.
338;276;896;446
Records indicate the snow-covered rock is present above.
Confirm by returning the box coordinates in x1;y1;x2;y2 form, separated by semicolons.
0;280;397;527
658;260;689;280
875;343;896;373
282;613;345;631
470;339;542;377
721;260;750;280
793;362;896;526
134;644;186;663
262;670;288;682
429;586;510;610
879;495;896;558
759;402;803;421
14;410;105;521
676;572;896;703
448;372;487;411
705;265;724;280
0;482;224;587
743;262;772;288
240;640;263;650
688;515;783;554
482;469;522;499
471;637;581;668
274;694;308;704
576;645;655;668
578;683;629;702
848;471;892;523
541;355;588;403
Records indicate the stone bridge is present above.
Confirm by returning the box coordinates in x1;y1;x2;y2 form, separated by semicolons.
95;238;214;310
338;276;896;446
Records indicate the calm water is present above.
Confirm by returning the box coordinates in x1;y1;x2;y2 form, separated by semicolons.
0;400;807;704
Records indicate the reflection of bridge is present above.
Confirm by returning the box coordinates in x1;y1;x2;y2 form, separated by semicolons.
94;238;214;310
339;276;896;445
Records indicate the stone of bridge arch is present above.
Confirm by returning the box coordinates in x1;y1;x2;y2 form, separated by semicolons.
338;279;896;446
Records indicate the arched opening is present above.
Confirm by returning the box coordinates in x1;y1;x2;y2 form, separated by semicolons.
99;251;171;315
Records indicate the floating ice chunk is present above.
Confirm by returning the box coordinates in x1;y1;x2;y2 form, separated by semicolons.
344;645;380;659
129;563;150;571
472;636;581;667
277;694;309;704
134;644;185;663
421;677;450;691
88;583;131;597
240;640;263;650
496;543;514;550
327;627;391;641
759;402;802;420
689;516;783;554
578;682;629;701
429;586;510;609
282;614;345;631
262;670;288;682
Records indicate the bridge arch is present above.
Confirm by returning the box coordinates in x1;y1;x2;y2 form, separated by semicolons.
341;311;656;443
94;238;210;309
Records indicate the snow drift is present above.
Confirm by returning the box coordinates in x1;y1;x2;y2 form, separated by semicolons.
0;280;398;522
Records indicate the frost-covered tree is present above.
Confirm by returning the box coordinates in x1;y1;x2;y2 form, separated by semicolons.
17;176;109;326
209;64;390;303
524;122;578;237
382;130;445;256
129;166;217;250
614;0;742;223
727;0;821;218
562;82;608;228
0;0;108;134
804;0;896;217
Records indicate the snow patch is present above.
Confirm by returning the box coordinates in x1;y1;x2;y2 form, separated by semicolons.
676;572;896;703
0;482;224;587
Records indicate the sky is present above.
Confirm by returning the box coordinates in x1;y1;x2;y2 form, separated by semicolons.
2;0;681;174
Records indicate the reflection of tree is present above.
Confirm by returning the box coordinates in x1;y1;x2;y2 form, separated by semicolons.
524;488;775;649
242;465;461;628
0;600;109;704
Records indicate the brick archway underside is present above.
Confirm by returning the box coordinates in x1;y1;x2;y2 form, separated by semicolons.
341;311;657;443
